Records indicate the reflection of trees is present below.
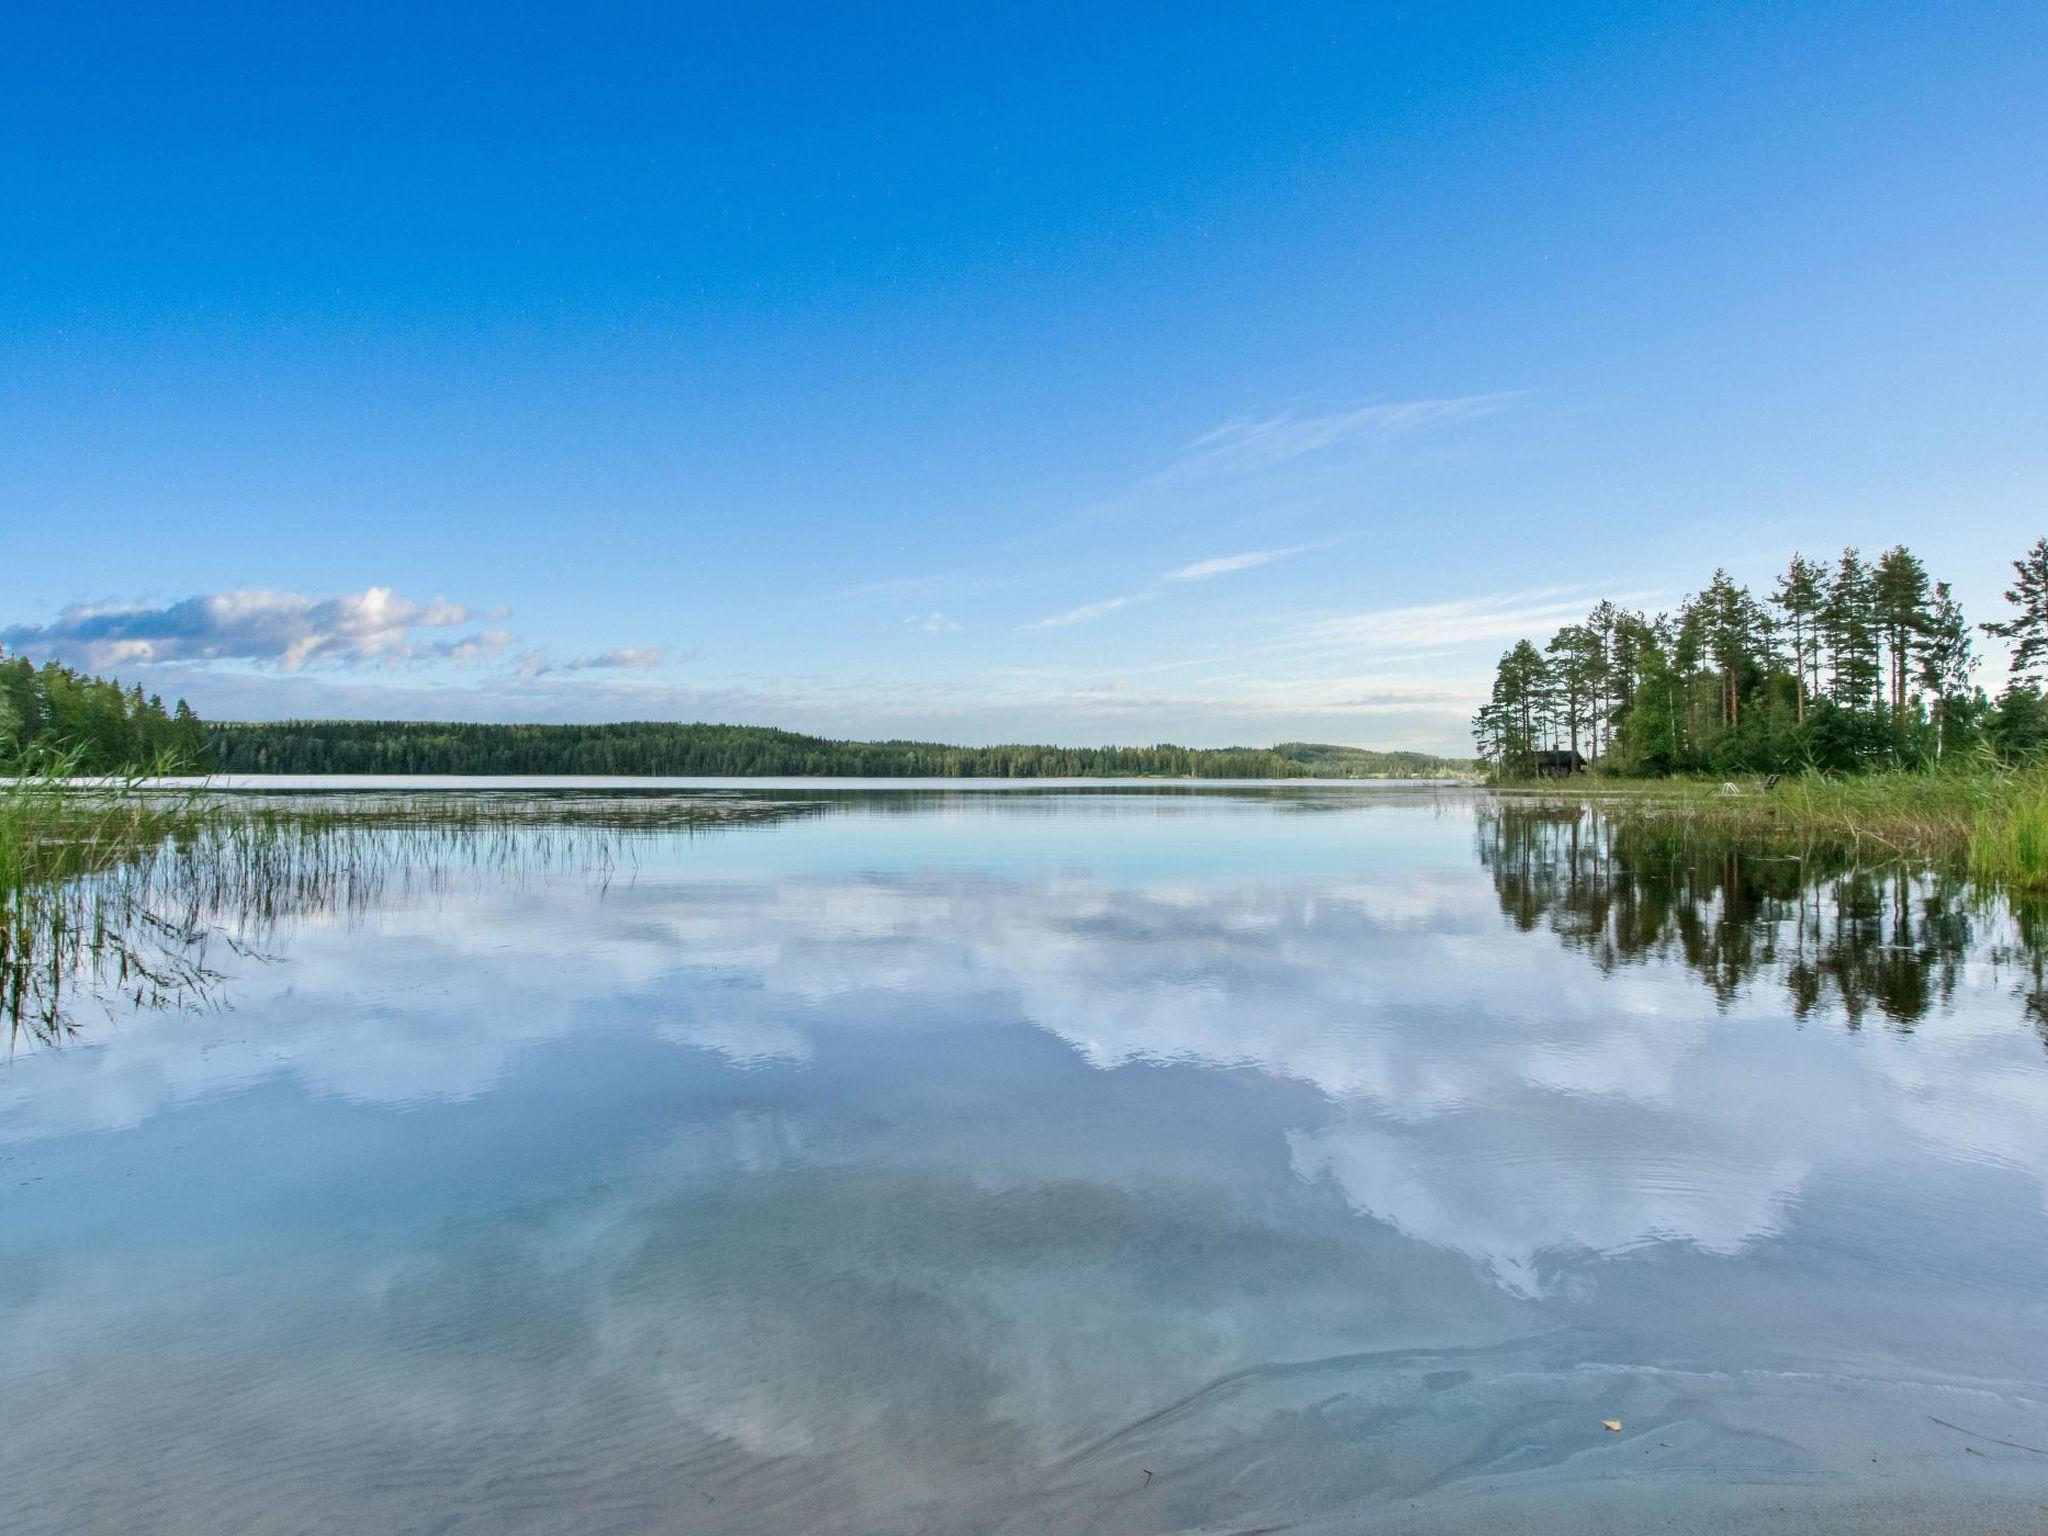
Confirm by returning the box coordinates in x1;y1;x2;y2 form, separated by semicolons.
4;794;824;1046
1476;805;2004;1029
1986;894;2048;1052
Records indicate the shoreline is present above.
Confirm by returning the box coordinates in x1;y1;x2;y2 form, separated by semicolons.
1484;769;2048;885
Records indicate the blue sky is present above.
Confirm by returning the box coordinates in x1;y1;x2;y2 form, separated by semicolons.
4;2;2044;751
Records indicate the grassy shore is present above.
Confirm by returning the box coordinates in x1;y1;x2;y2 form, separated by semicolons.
1493;763;2048;887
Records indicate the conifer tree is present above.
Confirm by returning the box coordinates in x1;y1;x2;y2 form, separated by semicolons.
1771;553;1827;723
1872;545;1932;730
1824;549;1880;708
1982;536;2048;685
1918;581;1974;759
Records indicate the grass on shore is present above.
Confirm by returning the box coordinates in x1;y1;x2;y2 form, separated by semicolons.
1;755;844;1042
1494;761;2048;888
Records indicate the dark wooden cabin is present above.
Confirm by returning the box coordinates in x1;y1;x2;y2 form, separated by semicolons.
1532;748;1588;777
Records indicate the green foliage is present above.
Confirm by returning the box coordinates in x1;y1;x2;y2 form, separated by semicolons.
1970;778;2048;890
1268;743;1471;778
1993;684;2048;759
209;720;1472;779
1505;760;2048;891
1471;536;2048;780
1472;638;1551;774
1981;536;2048;686
0;653;211;773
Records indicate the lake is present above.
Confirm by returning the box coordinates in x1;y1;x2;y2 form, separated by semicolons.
6;784;2048;1534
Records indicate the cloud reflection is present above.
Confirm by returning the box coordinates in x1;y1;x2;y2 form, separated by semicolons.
7;805;2048;1299
6;798;2048;1533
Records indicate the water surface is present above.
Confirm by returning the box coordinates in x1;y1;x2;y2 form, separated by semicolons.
6;786;2048;1533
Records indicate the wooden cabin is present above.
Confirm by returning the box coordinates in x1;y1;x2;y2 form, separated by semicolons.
1532;748;1588;777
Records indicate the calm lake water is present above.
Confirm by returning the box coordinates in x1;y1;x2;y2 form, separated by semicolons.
6;785;2048;1534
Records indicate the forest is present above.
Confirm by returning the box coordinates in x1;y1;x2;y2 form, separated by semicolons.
0;647;1467;780
1475;537;2048;777
206;720;1469;779
0;653;211;772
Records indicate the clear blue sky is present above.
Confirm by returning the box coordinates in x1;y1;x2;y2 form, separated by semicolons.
5;2;2044;751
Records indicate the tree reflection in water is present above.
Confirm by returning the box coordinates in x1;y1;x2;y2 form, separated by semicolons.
1477;802;2048;1039
15;790;2048;1056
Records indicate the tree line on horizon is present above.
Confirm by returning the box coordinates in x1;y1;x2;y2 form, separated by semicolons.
1474;536;2048;776
0;644;1472;780
205;720;1468;779
0;653;211;772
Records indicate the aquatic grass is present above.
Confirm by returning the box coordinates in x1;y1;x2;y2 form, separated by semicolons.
2;770;825;1046
1497;760;2048;885
1;748;221;1043
1969;778;2048;890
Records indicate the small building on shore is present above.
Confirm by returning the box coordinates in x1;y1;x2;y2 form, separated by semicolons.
1532;748;1589;777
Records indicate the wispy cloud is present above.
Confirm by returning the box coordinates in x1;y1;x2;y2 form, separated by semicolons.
1028;595;1139;629
515;647;671;680
1160;545;1314;584
574;647;666;670
1150;392;1521;486
904;612;962;634
1299;588;1646;654
0;587;511;672
1028;546;1316;629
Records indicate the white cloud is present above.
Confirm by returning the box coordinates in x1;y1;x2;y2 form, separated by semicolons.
2;588;682;693
1029;547;1316;629
1152;392;1521;485
574;646;666;670
904;612;962;634
515;647;670;680
18;843;2043;1308
1300;588;1651;655
1160;545;1314;584
1027;595;1139;629
0;587;508;672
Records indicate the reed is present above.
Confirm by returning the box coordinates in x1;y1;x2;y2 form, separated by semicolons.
1498;757;2048;885
1;763;823;1044
1968;777;2048;889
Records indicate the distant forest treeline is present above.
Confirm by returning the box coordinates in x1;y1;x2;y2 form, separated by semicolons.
1;654;210;772
207;720;1470;779
1476;537;2048;777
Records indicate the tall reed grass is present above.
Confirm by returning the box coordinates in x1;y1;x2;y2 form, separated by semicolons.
2;759;823;1044
1968;776;2048;889
1498;757;2048;886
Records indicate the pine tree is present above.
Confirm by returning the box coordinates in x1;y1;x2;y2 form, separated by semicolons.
1771;553;1828;723
1584;600;1620;757
1546;624;1601;761
1872;545;1932;734
1697;570;1762;728
1918;581;1975;759
172;700;210;770
1483;640;1552;775
1824;549;1881;708
1982;536;2048;685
